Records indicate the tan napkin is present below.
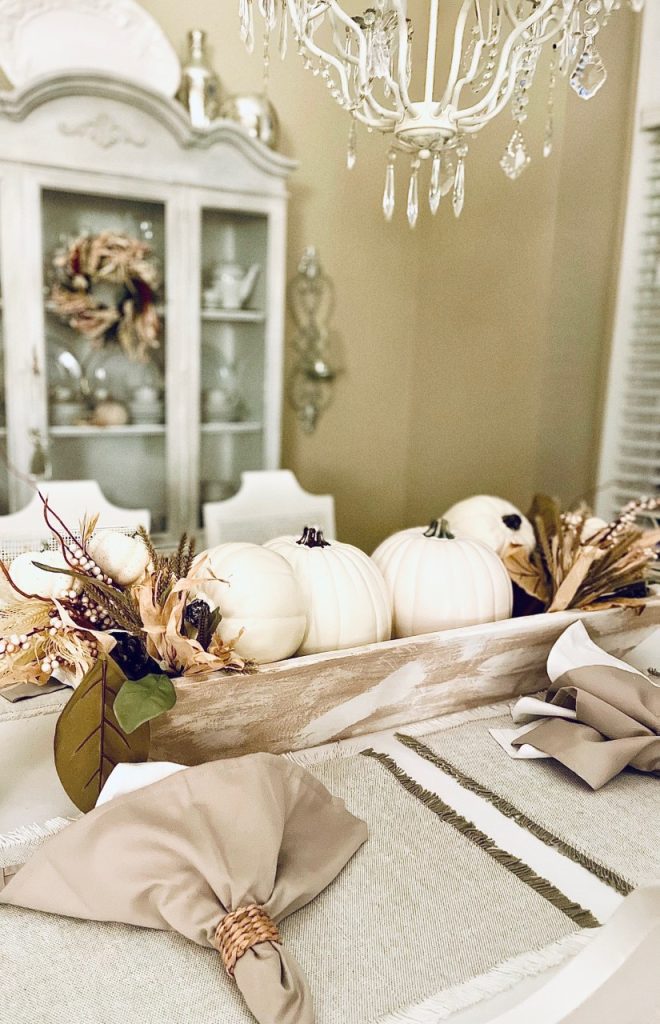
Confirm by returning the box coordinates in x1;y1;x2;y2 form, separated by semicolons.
0;753;368;1024
513;625;660;789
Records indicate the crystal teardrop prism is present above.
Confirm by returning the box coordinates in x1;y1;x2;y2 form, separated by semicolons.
403;159;419;228
383;156;395;221
429;153;441;214
452;158;465;218
543;113;554;158
440;154;456;197
240;0;255;53
570;46;607;100
347;121;357;170
407;159;420;228
500;128;530;180
259;0;277;29
279;1;288;59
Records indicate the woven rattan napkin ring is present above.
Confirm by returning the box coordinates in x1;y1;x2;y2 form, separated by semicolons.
214;904;282;976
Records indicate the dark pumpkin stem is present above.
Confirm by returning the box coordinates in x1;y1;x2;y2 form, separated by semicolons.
423;519;454;540
297;526;330;548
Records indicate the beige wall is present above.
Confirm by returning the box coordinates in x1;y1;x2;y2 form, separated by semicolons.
140;1;639;550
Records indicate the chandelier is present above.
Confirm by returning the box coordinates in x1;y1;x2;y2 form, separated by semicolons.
239;0;643;224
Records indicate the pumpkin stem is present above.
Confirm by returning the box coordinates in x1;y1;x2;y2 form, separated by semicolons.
296;526;331;548
423;519;454;540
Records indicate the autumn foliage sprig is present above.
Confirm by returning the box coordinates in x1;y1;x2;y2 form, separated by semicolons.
503;495;660;613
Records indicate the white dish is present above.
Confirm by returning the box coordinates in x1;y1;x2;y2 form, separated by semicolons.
0;0;181;97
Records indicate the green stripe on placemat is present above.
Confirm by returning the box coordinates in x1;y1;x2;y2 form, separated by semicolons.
398;713;660;893
362;749;599;928
396;733;633;897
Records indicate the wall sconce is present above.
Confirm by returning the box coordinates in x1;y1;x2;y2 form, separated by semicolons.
287;247;340;433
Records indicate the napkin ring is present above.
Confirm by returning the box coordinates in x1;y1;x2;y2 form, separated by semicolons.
214;904;282;976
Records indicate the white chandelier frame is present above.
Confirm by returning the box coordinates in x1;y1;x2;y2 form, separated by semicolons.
239;0;643;223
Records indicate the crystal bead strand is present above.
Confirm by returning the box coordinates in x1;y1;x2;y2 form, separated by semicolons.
452;142;467;218
407;157;420;228
382;150;396;221
263;24;271;87
570;6;608;101
500;46;539;180
347;120;357;170
543;57;557;158
429;152;441;215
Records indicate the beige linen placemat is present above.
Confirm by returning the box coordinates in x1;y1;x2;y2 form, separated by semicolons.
398;711;660;896
0;752;591;1024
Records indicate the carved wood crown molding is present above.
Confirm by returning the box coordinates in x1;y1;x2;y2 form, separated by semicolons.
0;71;297;178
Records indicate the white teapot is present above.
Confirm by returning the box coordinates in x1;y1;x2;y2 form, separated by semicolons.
208;262;260;310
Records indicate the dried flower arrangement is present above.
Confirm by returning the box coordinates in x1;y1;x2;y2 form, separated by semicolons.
503;495;660;615
0;497;249;812
49;231;161;362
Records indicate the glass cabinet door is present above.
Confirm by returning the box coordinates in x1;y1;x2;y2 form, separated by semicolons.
40;188;168;533
198;207;268;524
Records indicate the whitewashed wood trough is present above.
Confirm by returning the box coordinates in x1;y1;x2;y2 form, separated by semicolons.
150;600;660;763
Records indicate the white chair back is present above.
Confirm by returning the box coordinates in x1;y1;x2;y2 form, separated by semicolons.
203;470;335;547
0;480;150;558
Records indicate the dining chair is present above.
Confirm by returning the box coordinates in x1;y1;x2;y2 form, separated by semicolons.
202;469;336;546
0;480;150;561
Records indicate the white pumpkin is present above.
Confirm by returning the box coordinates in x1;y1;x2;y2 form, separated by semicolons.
193;542;306;664
581;516;608;543
372;519;513;639
442;495;536;556
87;531;150;586
8;550;77;600
266;527;391;655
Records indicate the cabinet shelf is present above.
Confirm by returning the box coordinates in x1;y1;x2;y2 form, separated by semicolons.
49;424;165;437
201;421;262;434
48;422;263;438
201;309;265;323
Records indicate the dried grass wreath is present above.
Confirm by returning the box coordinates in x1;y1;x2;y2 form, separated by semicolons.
49;231;161;362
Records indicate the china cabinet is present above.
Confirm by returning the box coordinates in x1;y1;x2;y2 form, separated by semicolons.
0;72;295;540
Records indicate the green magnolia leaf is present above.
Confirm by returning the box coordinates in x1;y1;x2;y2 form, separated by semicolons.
114;673;177;734
54;656;150;813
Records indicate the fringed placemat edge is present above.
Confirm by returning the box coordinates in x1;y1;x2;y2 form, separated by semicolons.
373;929;593;1024
285;738;371;767
362;749;599;929
0;816;76;867
396;733;634;897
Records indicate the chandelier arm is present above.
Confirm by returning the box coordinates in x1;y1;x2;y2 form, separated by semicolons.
424;0;440;104
454;0;557;121
328;5;407;120
300;23;401;124
391;0;414;114
327;25;405;111
448;35;488;108
323;2;372;92
473;0;485;38
306;1;409;122
438;0;480;109
458;47;526;127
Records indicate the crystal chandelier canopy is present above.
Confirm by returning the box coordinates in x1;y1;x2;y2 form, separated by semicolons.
240;0;643;223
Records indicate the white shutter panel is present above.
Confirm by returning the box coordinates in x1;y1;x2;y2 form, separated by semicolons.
611;128;660;508
597;8;660;520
